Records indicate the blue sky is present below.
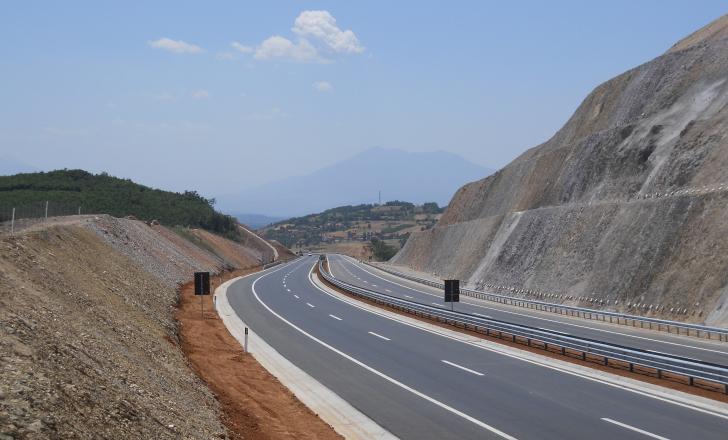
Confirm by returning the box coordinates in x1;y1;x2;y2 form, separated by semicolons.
1;1;726;198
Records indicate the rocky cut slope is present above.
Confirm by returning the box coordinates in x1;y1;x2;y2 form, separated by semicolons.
392;15;728;326
0;215;267;439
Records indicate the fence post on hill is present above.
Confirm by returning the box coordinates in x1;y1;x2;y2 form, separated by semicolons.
78;206;81;215
11;207;15;235
45;201;49;220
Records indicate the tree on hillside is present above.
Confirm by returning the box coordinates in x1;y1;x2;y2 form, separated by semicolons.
370;238;397;261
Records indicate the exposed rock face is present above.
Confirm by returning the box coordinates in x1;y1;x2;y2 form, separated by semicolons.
392;15;728;326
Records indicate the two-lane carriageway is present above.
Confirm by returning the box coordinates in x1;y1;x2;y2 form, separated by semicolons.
226;256;728;439
327;254;728;366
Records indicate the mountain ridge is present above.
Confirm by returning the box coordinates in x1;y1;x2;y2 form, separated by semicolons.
218;147;492;218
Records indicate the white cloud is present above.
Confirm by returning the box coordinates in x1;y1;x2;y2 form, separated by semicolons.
292;10;364;54
231;41;254;54
312;81;333;92
148;37;204;54
192;89;210;99
254;35;320;62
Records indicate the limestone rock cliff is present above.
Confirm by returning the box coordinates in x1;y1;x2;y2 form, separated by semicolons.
392;15;728;326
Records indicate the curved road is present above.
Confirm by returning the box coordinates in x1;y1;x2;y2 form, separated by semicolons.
227;256;728;439
327;254;728;365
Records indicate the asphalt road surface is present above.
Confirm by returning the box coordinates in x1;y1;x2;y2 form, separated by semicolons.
327;254;728;366
227;256;728;440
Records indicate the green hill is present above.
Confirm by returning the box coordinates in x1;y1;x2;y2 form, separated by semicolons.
261;201;444;251
0;169;237;235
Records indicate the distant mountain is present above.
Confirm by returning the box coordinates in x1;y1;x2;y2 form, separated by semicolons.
232;213;286;229
0;156;39;176
218;147;493;218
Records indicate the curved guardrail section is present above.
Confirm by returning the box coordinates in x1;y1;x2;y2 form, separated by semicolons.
319;258;728;394
364;261;728;342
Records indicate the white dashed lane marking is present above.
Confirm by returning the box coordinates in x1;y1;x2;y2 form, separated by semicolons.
441;360;485;376
601;418;670;440
368;331;390;341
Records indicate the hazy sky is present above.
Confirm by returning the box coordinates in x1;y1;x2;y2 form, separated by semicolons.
1;1;726;198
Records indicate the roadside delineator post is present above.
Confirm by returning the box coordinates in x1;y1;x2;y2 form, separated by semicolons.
194;272;211;319
244;327;249;353
10;207;15;235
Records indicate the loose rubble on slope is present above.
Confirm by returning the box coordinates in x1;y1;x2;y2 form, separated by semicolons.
0;215;266;439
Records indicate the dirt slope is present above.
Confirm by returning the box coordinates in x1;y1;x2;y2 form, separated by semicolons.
393;15;728;326
0;223;225;439
0;215;301;438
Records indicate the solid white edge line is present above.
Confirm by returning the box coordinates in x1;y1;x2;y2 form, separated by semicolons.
309;260;728;421
253;261;518;439
342;255;728;356
442;360;485;376
329;314;343;321
368;331;391;341
216;259;396;440
601;418;670;440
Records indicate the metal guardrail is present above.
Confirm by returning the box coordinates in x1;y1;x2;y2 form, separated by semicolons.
365;262;728;342
320;258;728;393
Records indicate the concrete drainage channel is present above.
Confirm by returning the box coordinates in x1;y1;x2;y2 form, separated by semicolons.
366;262;728;342
215;263;396;440
323;259;728;395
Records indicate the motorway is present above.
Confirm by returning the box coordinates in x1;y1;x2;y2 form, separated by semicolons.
227;256;728;439
327;254;728;366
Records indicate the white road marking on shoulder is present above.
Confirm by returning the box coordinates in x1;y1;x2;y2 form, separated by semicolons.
473;313;492;319
294;295;299;299
601;418;670;439
404;295;413;298
286;288;291;292
385;289;392;293
329;314;343;321
442;360;485;376
306;302;315;308
368;331;391;341
432;302;444;307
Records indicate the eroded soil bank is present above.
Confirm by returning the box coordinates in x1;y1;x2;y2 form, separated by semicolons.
176;269;341;440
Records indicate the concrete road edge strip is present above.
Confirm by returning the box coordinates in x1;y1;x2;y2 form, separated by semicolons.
310;266;728;419
215;268;397;440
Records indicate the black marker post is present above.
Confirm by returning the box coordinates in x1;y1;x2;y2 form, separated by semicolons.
194;271;211;318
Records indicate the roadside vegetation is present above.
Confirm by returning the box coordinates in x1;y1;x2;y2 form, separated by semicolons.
0;169;240;237
369;237;398;261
